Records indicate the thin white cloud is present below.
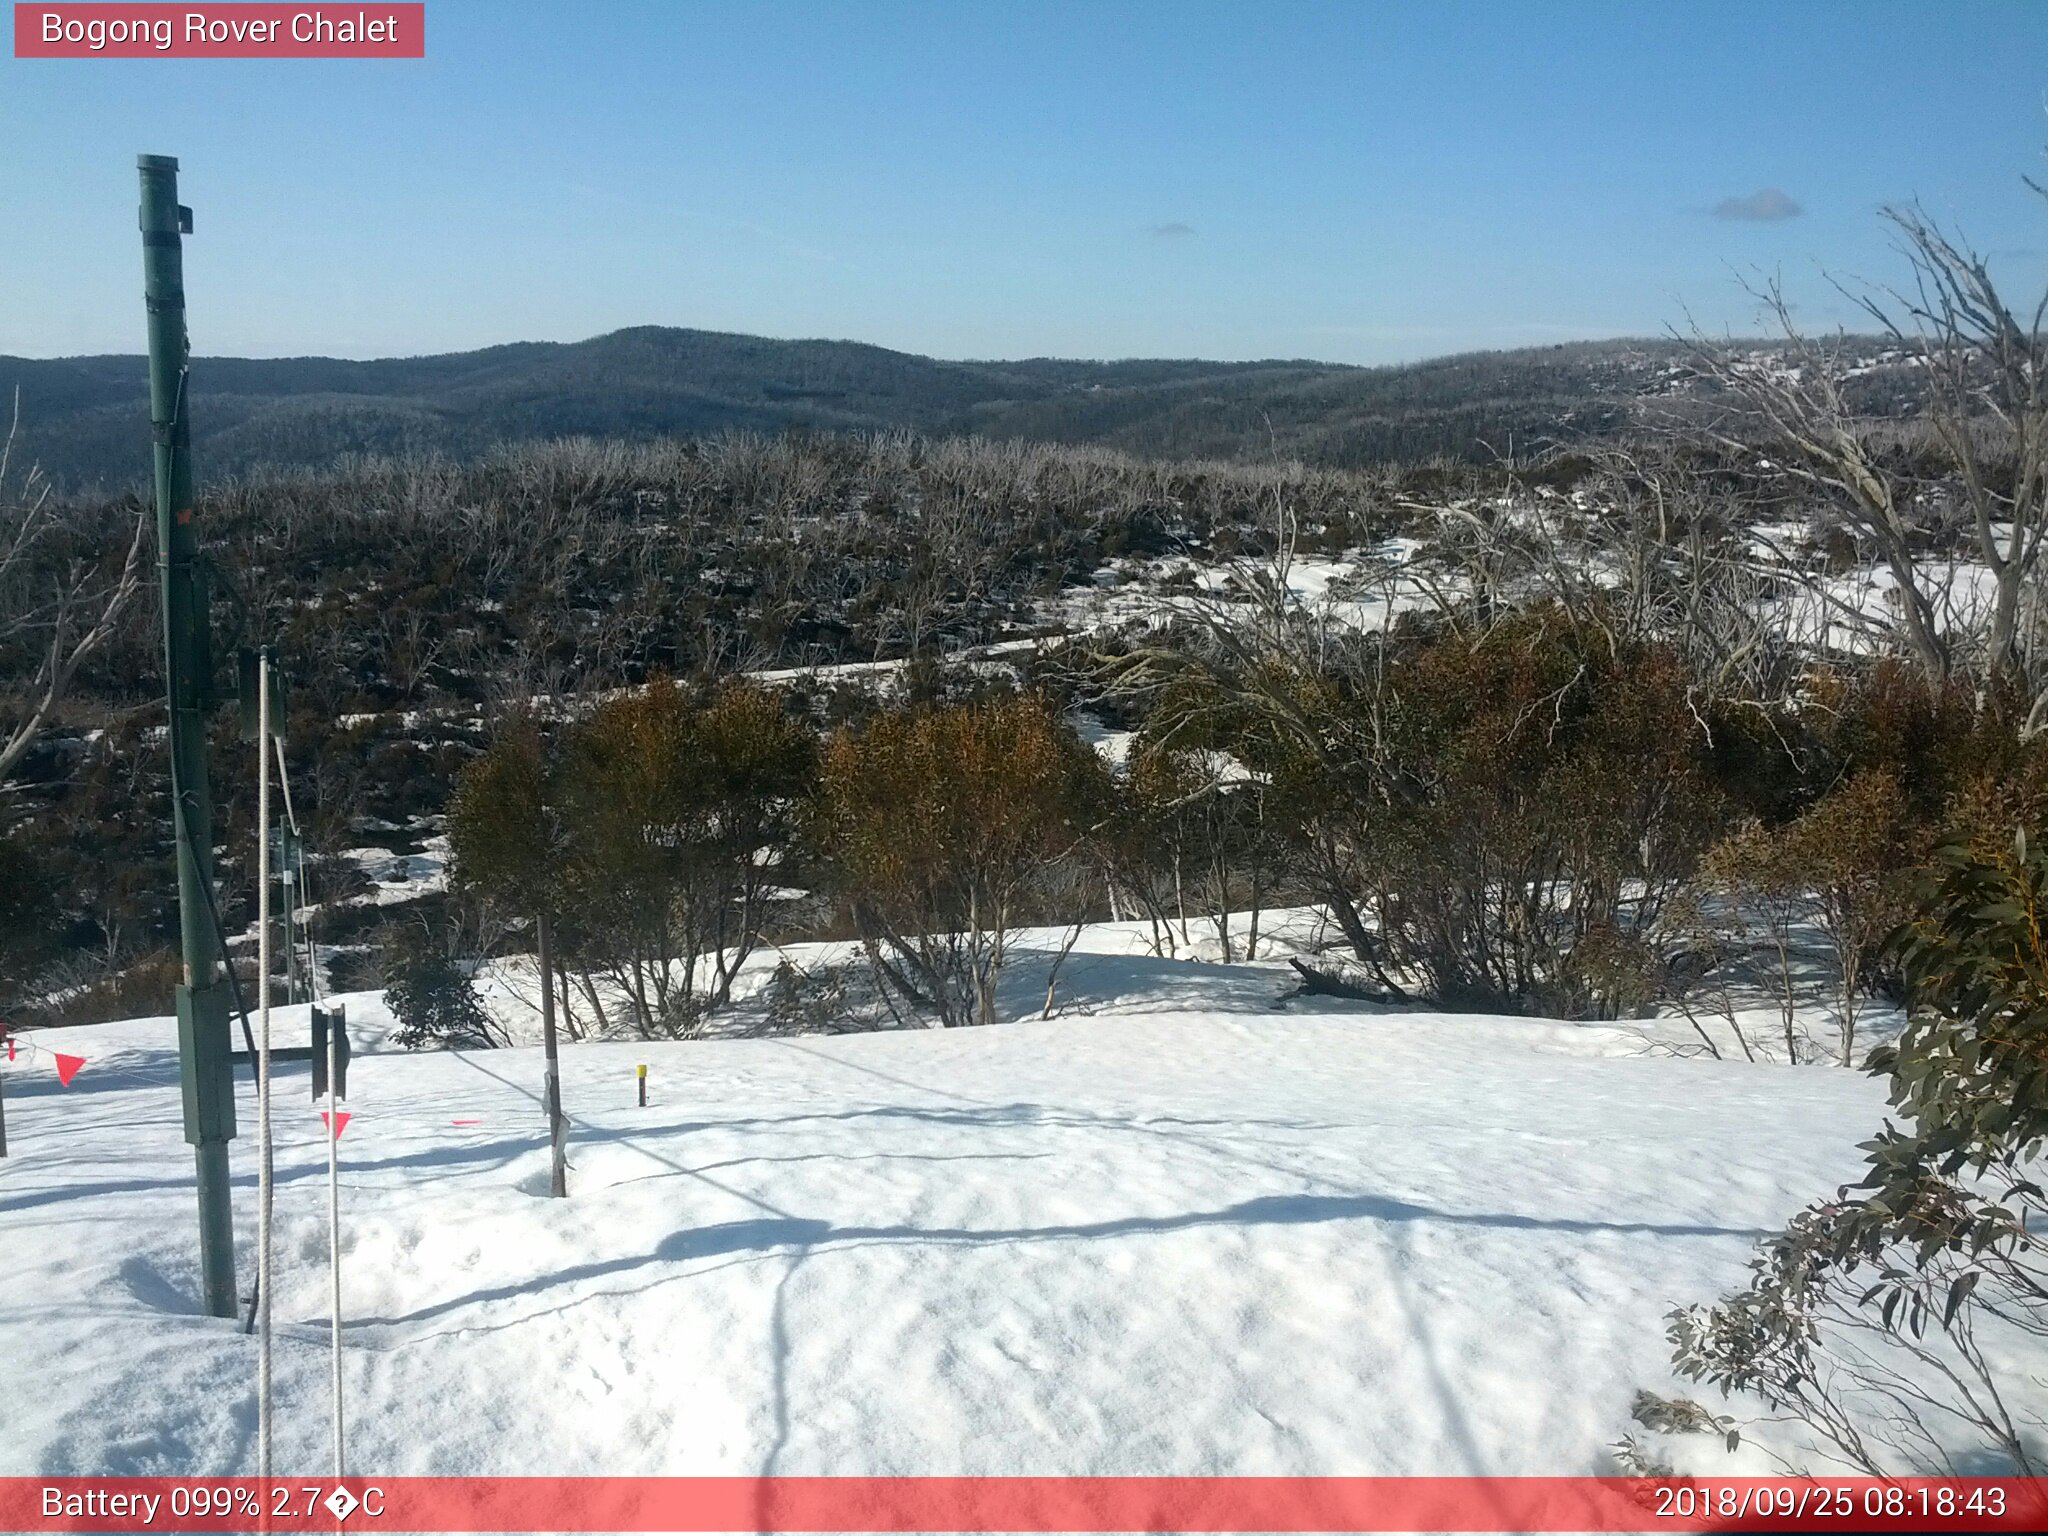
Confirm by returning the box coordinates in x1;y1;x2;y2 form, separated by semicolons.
1712;189;1803;222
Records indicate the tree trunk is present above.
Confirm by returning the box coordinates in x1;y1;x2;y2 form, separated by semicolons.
554;953;578;1041
577;969;612;1037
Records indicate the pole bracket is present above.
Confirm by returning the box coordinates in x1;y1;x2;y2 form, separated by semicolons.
176;982;237;1146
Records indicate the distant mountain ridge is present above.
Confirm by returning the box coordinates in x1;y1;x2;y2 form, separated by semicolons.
1;325;1747;491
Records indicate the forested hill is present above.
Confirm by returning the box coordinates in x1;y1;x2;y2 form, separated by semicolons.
2;326;1706;490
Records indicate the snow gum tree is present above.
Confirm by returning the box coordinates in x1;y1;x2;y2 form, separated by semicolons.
1698;774;1918;1064
448;714;564;925
1115;670;1286;963
445;711;569;1192
1122;603;1730;1015
557;679;815;1036
820;692;1108;1027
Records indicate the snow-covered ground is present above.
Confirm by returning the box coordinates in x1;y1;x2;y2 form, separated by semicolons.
0;927;1899;1480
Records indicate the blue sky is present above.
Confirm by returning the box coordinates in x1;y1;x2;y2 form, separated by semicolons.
3;0;2045;363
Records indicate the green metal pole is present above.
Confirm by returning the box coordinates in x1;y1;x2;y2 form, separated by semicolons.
140;154;238;1320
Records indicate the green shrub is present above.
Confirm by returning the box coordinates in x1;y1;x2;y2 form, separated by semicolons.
382;922;504;1050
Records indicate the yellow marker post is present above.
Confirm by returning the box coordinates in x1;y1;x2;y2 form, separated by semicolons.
637;1063;647;1108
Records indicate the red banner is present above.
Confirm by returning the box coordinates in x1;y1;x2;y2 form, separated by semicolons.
13;4;424;58
4;1476;2047;1533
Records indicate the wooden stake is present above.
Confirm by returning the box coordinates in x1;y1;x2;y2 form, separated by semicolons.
538;911;566;1198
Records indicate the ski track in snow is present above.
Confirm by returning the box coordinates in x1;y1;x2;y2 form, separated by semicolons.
0;941;1890;1479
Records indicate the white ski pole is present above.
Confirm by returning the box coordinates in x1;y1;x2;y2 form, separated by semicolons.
256;649;274;1481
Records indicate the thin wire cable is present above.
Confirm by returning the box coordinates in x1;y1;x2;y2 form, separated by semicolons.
175;787;262;1084
255;652;273;1483
271;736;301;1004
271;733;295;829
271;735;321;1005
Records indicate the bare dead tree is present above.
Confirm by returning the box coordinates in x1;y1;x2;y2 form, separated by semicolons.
0;391;150;784
1853;199;2048;718
1578;444;1808;715
1684;286;1954;680
1680;178;2048;723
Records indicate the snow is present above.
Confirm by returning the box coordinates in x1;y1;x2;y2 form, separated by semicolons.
745;638;1041;689
1744;520;1808;560
0;927;1903;1481
337;837;449;905
1044;541;1451;649
333;641;1052;735
1067;711;1135;770
1765;559;2004;657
